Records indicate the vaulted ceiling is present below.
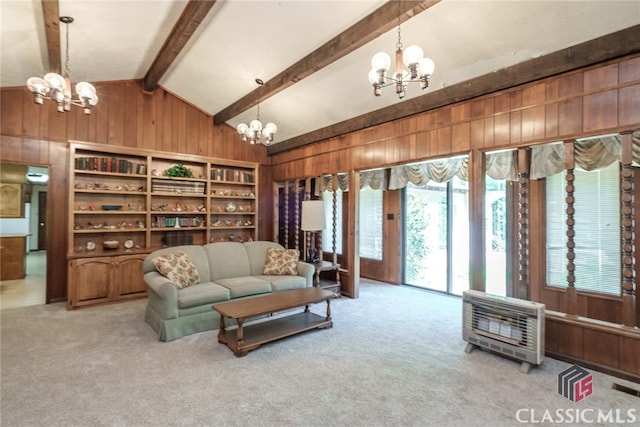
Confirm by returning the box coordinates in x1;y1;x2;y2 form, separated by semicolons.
2;1;639;154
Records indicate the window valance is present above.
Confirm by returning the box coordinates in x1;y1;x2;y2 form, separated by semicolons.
388;156;468;190
352;129;639;188
360;169;387;190
530;134;631;179
485;149;518;181
321;174;349;192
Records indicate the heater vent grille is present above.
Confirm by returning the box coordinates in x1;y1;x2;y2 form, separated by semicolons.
462;290;545;373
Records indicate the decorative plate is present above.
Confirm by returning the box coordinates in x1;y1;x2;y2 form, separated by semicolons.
124;239;134;249
86;240;96;251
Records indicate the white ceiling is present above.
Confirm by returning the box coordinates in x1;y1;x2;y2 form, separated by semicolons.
1;0;639;146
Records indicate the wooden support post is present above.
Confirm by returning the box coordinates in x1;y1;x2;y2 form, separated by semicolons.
516;148;530;300
620;132;637;328
284;180;290;249
468;149;485;291
564;141;577;317
332;177;338;266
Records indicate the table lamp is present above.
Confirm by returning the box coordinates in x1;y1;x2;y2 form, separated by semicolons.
301;200;326;263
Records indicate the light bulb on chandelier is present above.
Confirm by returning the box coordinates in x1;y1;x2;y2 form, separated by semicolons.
368;14;435;99
236;79;277;146
26;16;98;114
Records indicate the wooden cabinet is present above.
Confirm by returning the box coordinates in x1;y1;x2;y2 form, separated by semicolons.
67;141;259;309
68;257;112;308
114;254;147;298
0;235;27;280
0;183;23;217
67;254;146;308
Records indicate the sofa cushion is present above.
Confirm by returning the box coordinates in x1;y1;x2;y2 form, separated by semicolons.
215;276;272;298
144;245;211;281
262;247;299;275
243;241;285;276
205;242;251;281
177;282;230;309
259;275;307;292
153;251;200;289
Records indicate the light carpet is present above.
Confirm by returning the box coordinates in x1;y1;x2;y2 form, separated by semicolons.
1;281;638;427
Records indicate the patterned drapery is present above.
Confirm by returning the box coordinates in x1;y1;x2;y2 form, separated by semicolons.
360;169;387;190
486;149;518;181
530;134;629;179
387;156;469;190
321;174;349;192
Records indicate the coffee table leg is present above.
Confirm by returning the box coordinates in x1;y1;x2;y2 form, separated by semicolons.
236;317;245;344
325;299;331;321
218;315;226;343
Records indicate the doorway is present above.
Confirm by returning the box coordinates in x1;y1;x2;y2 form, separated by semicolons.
0;165;48;309
403;177;470;295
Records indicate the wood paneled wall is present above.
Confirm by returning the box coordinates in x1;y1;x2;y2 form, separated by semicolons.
0;80;271;302
270;54;640;381
271;55;640;179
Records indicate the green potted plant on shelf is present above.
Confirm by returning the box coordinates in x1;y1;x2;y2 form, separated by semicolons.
165;164;193;178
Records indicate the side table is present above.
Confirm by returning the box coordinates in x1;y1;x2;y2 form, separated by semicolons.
312;260;341;297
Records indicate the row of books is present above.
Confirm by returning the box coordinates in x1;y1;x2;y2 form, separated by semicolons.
151;179;206;194
154;216;204;228
211;168;254;183
75;156;147;175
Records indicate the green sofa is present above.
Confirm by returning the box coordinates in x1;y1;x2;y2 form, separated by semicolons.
143;241;314;341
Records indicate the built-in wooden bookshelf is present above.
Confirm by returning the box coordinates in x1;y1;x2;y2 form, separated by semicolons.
67;141;259;309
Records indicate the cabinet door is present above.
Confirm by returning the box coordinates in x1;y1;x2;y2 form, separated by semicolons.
114;254;147;298
68;257;113;308
0;236;26;280
0;183;23;217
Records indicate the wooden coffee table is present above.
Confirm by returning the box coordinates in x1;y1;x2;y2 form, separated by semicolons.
212;287;334;357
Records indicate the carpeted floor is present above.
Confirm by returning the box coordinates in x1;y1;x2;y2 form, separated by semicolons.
1;281;638;426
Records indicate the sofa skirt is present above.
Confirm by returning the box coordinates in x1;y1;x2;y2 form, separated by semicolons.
145;303;221;342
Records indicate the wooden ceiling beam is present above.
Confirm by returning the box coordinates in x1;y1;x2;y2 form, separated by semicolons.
268;24;640;155
213;0;441;125
41;0;61;73
143;0;217;92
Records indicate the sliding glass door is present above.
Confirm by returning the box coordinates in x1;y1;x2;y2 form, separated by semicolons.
404;177;469;295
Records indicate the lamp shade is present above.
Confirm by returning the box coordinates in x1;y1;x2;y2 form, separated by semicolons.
301;200;326;231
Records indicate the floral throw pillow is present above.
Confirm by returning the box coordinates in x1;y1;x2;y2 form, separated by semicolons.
263;247;299;275
152;251;200;289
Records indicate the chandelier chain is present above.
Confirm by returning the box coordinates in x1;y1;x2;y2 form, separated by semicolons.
396;10;402;49
63;21;71;78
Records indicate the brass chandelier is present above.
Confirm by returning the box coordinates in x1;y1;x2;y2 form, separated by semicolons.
368;14;435;99
236;79;277;145
26;16;98;114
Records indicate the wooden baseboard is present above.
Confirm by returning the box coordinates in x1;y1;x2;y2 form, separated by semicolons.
545;310;640;382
